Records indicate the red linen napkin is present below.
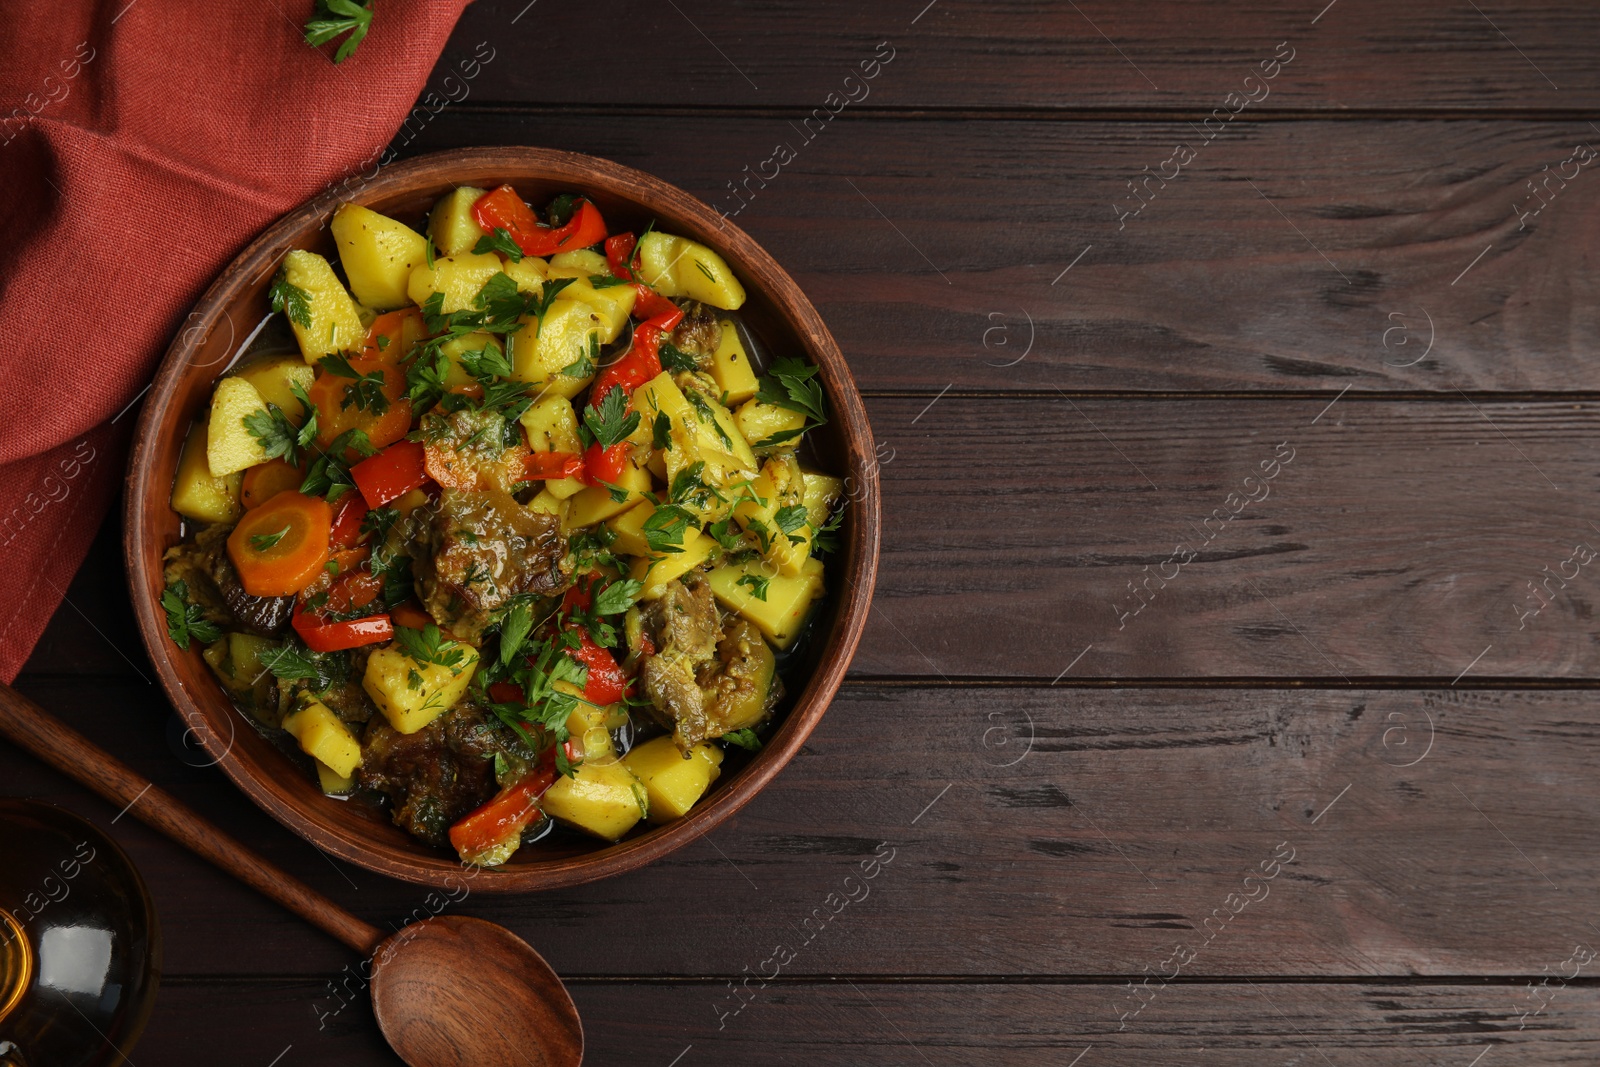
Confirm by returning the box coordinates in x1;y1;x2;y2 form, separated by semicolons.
0;0;470;681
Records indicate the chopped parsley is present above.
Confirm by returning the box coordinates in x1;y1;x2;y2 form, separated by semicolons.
583;385;640;448
242;389;317;467
268;271;312;328
249;524;291;552
258;641;338;688
472;227;525;262
299;428;376;501
161;580;221;650
458;338;514;383
774;504;808;542
588;274;629;289
641;504;694;554
592;578;644;616
318;354;390;416
658;341;698;373
736;573;771;601
812;507;845;556
755;357;827;426
721;728;762;751
395;623;468;672
652;411;673;450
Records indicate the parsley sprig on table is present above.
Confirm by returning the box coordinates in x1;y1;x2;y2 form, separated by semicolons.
303;0;374;64
161;580;220;650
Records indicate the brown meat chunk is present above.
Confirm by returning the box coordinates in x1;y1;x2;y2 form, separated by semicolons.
637;576;722;750
413;487;566;643
698;618;782;736
357;704;503;847
670;301;722;362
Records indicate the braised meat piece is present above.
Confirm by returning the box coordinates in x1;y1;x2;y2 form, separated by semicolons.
670;300;722;362
163;523;292;636
413;487;566;643
637;576;722;750
357;704;503;846
697;618;782;736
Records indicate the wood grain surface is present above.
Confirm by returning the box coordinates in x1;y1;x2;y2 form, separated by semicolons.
9;2;1600;1063
391;112;1600;393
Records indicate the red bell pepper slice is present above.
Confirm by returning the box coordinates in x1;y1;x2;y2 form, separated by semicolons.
581;441;630;487
472;186;608;258
328;492;369;550
561;573;600;613
291;602;393;653
448;755;558;859
351;440;429;509
632;286;682;329
570;632;627;706
605;233;636;280
591;325;665;402
524;451;586;481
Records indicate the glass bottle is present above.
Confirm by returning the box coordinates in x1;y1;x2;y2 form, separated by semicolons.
0;799;161;1067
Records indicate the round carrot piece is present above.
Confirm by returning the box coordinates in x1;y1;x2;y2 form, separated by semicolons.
226;490;332;596
240;458;304;510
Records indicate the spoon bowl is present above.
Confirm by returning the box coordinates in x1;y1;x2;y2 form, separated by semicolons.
372;915;582;1067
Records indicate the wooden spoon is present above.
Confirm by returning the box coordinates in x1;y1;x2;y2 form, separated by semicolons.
0;681;583;1066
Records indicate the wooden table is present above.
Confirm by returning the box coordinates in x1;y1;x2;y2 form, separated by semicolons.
12;1;1600;1062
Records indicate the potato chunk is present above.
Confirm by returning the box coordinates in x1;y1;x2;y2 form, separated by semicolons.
623;735;723;823
230;355;314;421
363;642;479;735
331;203;429;310
541;761;646;841
205;377;272;478
735;398;807;453
636;231;746;309
406;251;503;313
172;420;243;524
544;271;636;343
282;700;363;778
708;319;759;405
630;528;718;600
281;249;364;363
509;299;600;399
428;185;487;255
707;557;824;650
636;372;756;484
566;452;654;527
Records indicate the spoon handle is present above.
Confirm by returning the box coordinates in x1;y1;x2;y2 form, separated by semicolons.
0;681;384;955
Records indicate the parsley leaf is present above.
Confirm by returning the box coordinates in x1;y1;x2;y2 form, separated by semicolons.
395;623;468;671
161;580;221;650
774;504;808;541
642;504;695;554
721;728;762;751
258;642;336;687
300;428;376;501
584;385;640;449
560;332;599;380
405;346;451;411
497;597;536;667
472;227;525;263
528;276;575;335
268;271;312;328
684;389;735;451
812;507;844;556
249;524;291;552
708;518;744;551
658;341;698;373
751;427;808;450
755;357;827;426
588;274;629;289
319;355;390;416
592;579;644;617
243;402;308;467
303;0;374;64
459;338;514;383
652;411;673;451
736;573;770;601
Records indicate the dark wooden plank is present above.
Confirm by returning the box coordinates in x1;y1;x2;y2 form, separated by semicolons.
136;978;1600;1066
10;679;1600;979
22;397;1600;680
441;0;1600;113
393;111;1600;393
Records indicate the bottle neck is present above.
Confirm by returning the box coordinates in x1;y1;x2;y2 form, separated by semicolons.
0;908;33;1025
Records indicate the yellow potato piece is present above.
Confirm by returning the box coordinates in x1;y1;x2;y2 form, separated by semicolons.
734;399;807;453
707;557;824;650
548;249;608;274
172;420;242;524
283;700;363;778
331;203;429;310
709;319;759;405
363;643;479;735
281;249;364;363
630;527;717;600
509;299;600;399
541;761;645;841
636;372;756;483
205;377;272;478
230;354;314;422
406;251;504;313
545;270;636;343
427;185;487;255
315;761;356;796
566;452;653;527
623;736;723;823
636;231;746;309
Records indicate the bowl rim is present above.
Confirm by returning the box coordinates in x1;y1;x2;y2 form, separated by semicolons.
123;146;881;893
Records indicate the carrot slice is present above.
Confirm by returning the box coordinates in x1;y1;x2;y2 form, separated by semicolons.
240;459;304;510
226;491;332;596
310;358;413;451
